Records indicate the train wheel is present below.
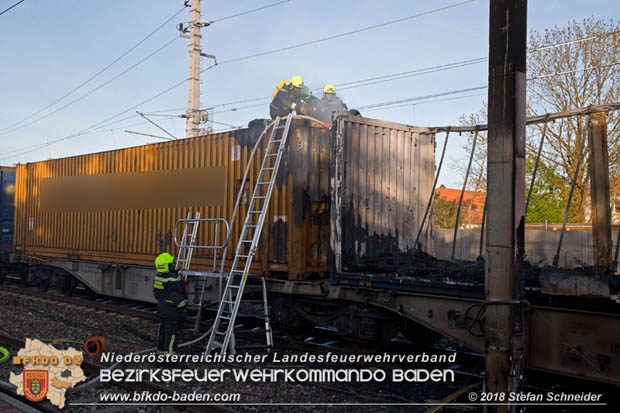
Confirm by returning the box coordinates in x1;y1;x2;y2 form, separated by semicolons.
37;276;51;292
28;267;51;292
401;319;442;348
61;274;78;296
351;320;396;354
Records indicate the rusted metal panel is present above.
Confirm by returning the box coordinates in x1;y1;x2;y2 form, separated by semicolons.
14;119;331;278
540;268;610;298
332;115;434;272
527;308;620;386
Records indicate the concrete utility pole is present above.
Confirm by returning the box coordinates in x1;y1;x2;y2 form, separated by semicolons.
185;0;202;139
588;112;612;269
485;1;527;412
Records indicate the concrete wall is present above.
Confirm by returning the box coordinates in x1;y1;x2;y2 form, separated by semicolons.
435;228;620;272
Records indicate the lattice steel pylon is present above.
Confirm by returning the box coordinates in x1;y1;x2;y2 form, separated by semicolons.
205;114;293;355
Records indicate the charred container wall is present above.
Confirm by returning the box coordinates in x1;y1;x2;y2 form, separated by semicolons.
331;116;434;274
13;119;331;279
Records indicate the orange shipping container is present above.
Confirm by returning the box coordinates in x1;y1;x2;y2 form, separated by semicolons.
14;119;332;284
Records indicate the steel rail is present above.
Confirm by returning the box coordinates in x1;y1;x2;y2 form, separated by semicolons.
0;284;158;321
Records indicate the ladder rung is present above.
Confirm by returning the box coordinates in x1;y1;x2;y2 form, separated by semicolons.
237;313;267;319
254;196;267;199
246;225;258;228
256;181;269;185
239;239;252;243
248;210;262;214
236;328;266;334
271;139;282;142
262;167;275;171
235;344;273;350
265;153;278;157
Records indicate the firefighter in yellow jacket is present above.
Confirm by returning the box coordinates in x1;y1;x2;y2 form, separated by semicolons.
270;75;312;119
153;253;187;355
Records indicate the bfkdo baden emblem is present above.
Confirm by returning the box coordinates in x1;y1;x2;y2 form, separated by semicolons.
23;370;49;402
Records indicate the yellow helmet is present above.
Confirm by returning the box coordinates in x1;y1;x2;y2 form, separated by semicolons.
155;252;174;273
290;75;304;88
323;84;336;95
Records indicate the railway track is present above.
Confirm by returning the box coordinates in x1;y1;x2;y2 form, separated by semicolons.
0;280;159;322
4;279;605;410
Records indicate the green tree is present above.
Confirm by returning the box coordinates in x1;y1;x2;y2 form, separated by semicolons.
525;157;565;223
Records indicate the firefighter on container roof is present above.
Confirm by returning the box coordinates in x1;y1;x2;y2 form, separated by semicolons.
308;83;350;125
270;75;312;119
322;84;348;114
153;252;187;355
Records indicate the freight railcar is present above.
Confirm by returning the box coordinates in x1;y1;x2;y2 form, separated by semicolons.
11;115;434;307
8;117;620;388
0;167;17;278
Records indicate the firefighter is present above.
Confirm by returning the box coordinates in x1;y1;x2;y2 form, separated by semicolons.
269;75;312;119
306;84;349;125
153;252;187;355
321;84;348;114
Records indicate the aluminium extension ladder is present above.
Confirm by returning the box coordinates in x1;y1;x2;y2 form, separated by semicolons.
175;211;202;333
205;114;294;355
176;211;201;273
174;213;230;334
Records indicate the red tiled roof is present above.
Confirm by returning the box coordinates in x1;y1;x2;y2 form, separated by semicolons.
435;187;486;225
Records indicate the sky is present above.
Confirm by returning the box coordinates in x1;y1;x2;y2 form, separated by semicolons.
0;0;618;186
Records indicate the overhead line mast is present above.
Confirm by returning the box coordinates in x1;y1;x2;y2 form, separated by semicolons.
181;0;216;139
185;0;202;139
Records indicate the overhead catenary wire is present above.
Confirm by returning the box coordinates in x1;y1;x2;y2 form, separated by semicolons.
149;29;620;115
5;9;618;159
0;77;187;161
209;0;290;23
6;58;619;160
201;0;476;69
0;2;476;159
0;37;180;137
0;0;24;16
0;6;187;134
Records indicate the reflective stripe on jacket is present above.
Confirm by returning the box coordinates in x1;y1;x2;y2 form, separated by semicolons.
153;270;187;308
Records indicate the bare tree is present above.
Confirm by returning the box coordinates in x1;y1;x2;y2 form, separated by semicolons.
457;18;620;223
527;18;620;222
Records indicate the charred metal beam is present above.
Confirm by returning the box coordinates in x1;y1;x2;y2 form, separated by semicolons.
588;113;612;270
486;1;527;412
430;102;620;133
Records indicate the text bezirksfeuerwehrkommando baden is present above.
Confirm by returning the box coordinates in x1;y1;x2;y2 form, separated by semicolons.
100;351;456;365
